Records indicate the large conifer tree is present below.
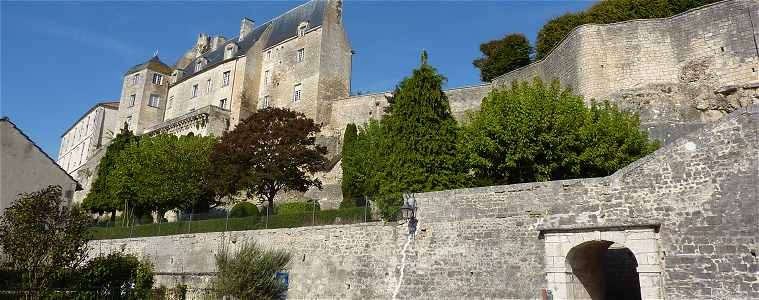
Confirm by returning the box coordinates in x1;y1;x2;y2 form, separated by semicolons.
377;51;468;202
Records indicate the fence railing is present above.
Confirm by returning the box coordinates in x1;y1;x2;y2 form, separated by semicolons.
89;201;377;240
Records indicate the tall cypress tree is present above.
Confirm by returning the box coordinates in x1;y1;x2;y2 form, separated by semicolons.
377;51;468;200
340;123;359;207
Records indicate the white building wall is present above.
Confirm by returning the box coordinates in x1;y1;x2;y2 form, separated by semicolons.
57;105;118;175
166;59;243;120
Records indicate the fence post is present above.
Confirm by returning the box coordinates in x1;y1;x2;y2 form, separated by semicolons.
364;195;369;222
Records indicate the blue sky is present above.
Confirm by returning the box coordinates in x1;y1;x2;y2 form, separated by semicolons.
1;0;593;157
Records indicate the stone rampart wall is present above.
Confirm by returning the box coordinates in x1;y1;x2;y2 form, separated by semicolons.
492;0;759;144
90;105;758;299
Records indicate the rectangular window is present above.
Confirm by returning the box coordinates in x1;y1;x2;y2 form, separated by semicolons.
219;98;229;110
167;95;174;108
262;95;270;108
264;70;270;85
152;73;163;85
126;116;132;129
128;94;136;107
206;78;213;94
222;71;231;87
148;94;160;107
191;84;199;98
293;83;302;102
267;51;272;59
132;74;141;85
297;48;305;63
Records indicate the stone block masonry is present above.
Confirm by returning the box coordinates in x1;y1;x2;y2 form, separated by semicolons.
491;0;759;144
90;105;758;299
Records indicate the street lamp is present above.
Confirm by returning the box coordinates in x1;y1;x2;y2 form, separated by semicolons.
400;191;418;235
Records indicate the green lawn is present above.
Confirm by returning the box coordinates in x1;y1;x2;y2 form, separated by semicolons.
90;207;375;240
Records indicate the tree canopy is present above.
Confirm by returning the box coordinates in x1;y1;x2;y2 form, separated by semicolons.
0;185;91;295
207;107;328;210
82;124;138;218
459;78;660;185
341;51;469;218
473;33;532;82
83;131;218;220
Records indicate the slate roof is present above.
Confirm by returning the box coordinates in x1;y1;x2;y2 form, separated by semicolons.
0;117;82;190
177;0;326;81
124;56;173;76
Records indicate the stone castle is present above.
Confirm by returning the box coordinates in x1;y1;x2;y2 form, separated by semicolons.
83;0;759;299
60;0;758;208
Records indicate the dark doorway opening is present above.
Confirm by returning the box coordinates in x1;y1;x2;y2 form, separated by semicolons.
566;241;642;300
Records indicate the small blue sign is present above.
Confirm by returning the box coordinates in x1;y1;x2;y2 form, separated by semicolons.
276;271;289;289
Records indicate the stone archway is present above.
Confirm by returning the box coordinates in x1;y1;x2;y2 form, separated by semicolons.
541;226;662;300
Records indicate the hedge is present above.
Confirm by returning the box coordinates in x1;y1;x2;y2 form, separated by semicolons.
89;207;374;240
277;201;320;215
230;202;260;218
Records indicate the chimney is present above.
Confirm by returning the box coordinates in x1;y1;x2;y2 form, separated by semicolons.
211;36;227;51
239;18;254;41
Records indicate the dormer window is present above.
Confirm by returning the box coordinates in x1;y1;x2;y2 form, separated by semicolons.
224;43;238;60
195;58;207;72
298;22;309;37
132;74;141;85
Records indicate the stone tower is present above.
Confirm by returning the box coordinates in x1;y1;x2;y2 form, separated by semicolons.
116;56;173;134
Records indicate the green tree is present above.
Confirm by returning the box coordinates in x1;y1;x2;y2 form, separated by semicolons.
340;123;359;207
0;186;92;297
213;242;291;299
340;120;385;209
82;124;138;220
84;130;218;222
459;78;660;185
207;107;328;211
473;33;533;82
371;51;469;216
130;134;218;218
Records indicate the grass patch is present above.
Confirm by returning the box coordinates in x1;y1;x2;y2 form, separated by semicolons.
90;207;374;240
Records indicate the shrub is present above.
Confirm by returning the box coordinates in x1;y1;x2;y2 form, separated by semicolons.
213;242;291;299
459;78;660;185
75;252;154;299
230;202;260;218
277;201;320;215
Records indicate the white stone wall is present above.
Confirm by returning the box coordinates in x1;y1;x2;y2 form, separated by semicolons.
257;28;324;122
166;59;242;120
117;68;170;135
58;106;118;175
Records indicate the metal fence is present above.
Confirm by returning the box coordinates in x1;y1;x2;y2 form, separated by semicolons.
89;198;377;240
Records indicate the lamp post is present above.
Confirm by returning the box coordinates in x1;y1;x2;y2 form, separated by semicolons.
399;191;418;235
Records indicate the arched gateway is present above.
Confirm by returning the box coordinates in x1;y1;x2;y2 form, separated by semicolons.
540;226;662;300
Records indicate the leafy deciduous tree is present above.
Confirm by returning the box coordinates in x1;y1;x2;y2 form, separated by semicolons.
82;124;138;220
459;78;660;185
0;185;91;296
473;33;533;82
207;107;328;210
